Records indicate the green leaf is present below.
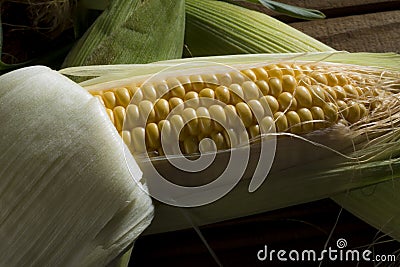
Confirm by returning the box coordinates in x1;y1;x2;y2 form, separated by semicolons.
62;0;185;67
258;0;326;20
241;0;325;20
184;0;332;57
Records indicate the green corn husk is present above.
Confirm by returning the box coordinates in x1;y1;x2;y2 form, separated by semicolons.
333;179;400;241
60;52;400;238
184;0;333;57
62;0;185;67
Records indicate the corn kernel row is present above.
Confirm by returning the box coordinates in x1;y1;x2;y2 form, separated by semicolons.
90;62;380;156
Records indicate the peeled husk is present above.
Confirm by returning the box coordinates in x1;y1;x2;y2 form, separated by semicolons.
0;66;153;266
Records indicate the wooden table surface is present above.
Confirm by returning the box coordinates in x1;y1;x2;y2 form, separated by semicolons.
130;1;400;266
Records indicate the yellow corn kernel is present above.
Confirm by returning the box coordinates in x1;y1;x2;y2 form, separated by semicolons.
235;102;253;128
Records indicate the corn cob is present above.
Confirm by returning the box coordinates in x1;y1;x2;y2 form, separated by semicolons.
87;61;396;157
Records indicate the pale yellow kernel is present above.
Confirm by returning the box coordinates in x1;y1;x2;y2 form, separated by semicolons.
248;99;265;121
326;72;339;86
248;124;260;139
297;108;313;132
256;80;270;95
122;130;132;149
346;100;361;123
291;64;303;77
268;77;283;97
113;106;126;132
309;85;326;106
277;63;295;76
216;73;232;87
223;128;239;148
236;102;253;128
311;72;328;85
310;106;325;129
170;84;186;99
260;95;279;114
333;85;346;100
182;108;199;135
282;75;297;93
211;132;227;150
184;91;200;109
301;64;313;73
154;99;170;121
343;84;359;99
196;107;212;135
190;74;205;92
169;97;184;113
166;77;182;89
130;87;143;104
170;114;187;141
278;92;297;111
260;116;275;134
183;136;199;154
202;74;219;88
253;67;269;80
139;100;155;123
294;86;312;108
229;84;244;104
266;64;283;79
199;88;215;100
103;91;116;109
242;81;260;100
146;123;160;149
241;69;257;81
106;108;115;125
115;87;131;107
209;105;227;131
215;85;230;104
94;95;105;106
224;105;239;127
336;74;349;86
158;119;172;142
297;74;312;86
323;86;337;101
351;74;363;82
336;100;349;119
229;71;246;84
359;103;367;118
355;87;364;98
286;111;301;133
177;76;193;92
323;102;338;123
274;112;288;132
141;83;157;102
126;104;140;129
131;127;146;153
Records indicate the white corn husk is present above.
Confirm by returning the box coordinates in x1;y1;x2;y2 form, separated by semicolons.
0;66;153;266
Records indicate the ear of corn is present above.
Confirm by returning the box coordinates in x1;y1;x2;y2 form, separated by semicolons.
0;66;153;266
184;0;333;57
85;59;389;157
62;0;185;67
60;52;400;234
